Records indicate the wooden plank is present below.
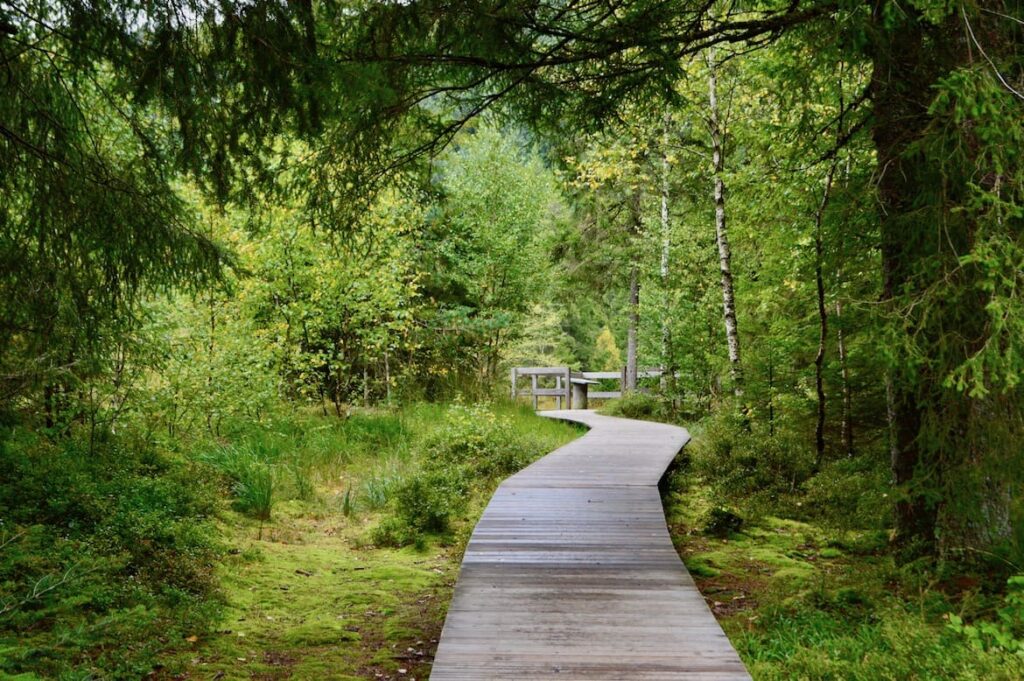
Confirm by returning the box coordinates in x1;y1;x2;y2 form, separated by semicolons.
588;391;622;399
515;366;571;376
579;371;621;380
430;411;751;680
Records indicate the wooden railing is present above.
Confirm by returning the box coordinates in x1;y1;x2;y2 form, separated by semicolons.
510;366;667;410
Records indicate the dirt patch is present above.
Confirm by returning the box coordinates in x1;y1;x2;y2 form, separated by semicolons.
696;562;768;618
357;582;448;681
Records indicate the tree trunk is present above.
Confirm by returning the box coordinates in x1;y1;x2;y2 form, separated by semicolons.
767;339;775;437
834;299;854;457
660;118;674;395
813;162;837;470
707;47;742;394
869;6;979;553
625;262;640;392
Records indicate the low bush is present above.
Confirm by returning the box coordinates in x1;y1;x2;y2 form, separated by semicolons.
703;506;744;537
948;574;1024;655
690;408;815;506
424;402;520;477
370;401;577;547
393;467;468;534
601;392;667;420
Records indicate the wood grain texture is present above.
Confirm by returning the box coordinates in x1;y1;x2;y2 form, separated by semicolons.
430;410;751;680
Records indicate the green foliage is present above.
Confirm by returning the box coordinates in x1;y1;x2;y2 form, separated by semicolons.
592;326;623;371
690;409;816;506
948;576;1024;655
424;402;529;478
665;474;1024;680
392;468;468;535
372;401;578;546
703;506;744;538
601;392;666;420
360;466;404;511
202;445;277;520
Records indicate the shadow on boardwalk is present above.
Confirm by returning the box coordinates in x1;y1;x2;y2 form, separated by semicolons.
430;409;751;680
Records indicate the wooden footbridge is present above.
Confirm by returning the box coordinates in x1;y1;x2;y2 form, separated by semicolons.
429;410;751;680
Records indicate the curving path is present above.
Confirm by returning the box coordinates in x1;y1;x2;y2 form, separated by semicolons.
429;410;751;680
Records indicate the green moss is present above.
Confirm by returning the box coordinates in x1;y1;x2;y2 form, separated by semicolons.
665;470;1024;680
686;557;721;578
158;402;579;679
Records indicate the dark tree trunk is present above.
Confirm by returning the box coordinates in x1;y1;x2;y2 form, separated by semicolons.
813;162;836;471
868;6;973;554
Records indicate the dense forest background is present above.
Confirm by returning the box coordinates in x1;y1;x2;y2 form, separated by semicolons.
1;0;1023;678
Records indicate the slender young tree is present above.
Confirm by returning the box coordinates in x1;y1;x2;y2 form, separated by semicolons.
660;118;674;394
812;160;837;469
706;46;742;395
624;189;643;392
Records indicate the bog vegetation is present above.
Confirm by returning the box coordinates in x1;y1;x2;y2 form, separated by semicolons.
1;0;1022;678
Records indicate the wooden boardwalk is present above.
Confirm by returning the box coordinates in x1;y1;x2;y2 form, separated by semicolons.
430;410;751;680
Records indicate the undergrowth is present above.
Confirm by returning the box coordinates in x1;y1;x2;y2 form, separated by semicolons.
661;408;1024;680
0;401;578;679
0;429;220;679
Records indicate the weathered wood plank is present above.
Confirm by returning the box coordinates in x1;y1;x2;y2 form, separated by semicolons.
579;371;622;379
429;410;751;680
515;366;572;376
587;390;623;399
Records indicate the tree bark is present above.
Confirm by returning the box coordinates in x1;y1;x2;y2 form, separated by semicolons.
813;162;837;470
835;299;854;457
659;118;674;395
707;47;742;394
869;6;970;553
625;262;640;392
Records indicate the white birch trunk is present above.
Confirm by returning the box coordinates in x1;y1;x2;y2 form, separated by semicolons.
707;47;742;393
660;120;672;392
625;262;639;392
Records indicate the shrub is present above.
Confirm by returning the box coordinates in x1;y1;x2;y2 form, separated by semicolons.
601;392;666;420
802;456;890;529
948;575;1024;654
703;506;744;537
392;467;468;534
691;409;815;503
370;516;419;548
424;402;525;478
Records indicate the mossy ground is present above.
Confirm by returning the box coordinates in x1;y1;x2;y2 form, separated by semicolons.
663;468;1024;680
165;503;454;680
157;401;578;680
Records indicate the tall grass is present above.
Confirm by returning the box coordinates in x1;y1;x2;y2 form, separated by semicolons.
201;444;276;519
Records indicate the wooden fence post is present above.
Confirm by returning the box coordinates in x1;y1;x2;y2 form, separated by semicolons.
564;367;572;409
